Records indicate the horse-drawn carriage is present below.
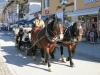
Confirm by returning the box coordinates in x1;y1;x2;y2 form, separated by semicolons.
13;24;33;55
13;19;83;72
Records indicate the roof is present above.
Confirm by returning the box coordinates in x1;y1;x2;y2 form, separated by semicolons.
30;11;41;15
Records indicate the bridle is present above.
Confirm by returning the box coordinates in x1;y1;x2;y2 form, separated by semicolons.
49;23;63;35
75;25;83;36
45;20;63;42
60;24;83;44
73;25;83;42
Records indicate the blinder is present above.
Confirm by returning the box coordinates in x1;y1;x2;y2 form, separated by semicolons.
45;18;64;42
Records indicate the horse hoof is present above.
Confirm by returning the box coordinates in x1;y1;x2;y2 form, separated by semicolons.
42;61;45;65
70;64;75;67
33;56;36;61
62;59;65;62
51;56;55;59
45;63;48;66
33;59;36;61
25;50;28;55
66;58;69;61
49;67;53;72
18;49;21;51
43;62;47;65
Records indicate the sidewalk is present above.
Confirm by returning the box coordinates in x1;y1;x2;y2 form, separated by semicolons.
0;50;12;75
0;33;16;75
0;31;15;75
0;31;12;75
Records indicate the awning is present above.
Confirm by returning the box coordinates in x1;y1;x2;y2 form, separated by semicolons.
66;6;100;17
42;16;48;20
42;14;55;20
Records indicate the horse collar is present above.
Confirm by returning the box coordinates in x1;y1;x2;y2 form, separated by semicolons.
60;38;78;44
45;25;59;42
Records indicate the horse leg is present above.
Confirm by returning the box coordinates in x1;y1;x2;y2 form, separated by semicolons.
18;41;21;51
32;46;36;61
68;50;75;67
60;46;65;62
66;50;75;61
45;53;52;72
26;42;32;56
50;49;55;59
15;36;18;46
41;49;45;64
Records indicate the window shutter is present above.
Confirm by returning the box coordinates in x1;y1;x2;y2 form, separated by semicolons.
44;0;45;8
47;0;49;7
60;0;62;3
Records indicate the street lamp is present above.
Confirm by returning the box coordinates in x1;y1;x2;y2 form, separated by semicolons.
61;2;67;23
99;9;100;20
56;1;74;24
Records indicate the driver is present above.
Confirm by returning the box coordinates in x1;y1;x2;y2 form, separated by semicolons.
16;25;24;45
33;14;45;28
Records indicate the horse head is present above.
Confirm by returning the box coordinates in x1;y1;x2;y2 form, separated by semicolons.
47;18;64;42
72;22;83;41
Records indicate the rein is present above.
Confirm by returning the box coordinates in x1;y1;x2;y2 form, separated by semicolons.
27;35;46;50
27;20;63;50
27;24;58;50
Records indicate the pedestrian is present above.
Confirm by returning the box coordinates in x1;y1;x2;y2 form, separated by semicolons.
0;27;2;32
97;31;100;43
82;29;86;42
94;28;98;43
89;28;94;43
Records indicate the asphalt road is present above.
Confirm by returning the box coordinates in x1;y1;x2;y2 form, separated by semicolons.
0;31;100;75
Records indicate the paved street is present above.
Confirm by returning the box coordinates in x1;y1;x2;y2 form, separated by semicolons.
0;31;100;75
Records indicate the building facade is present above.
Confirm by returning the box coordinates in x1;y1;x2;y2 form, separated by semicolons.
23;0;41;20
42;0;100;34
67;0;100;33
41;0;74;16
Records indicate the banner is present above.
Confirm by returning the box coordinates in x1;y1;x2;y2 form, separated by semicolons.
56;12;63;18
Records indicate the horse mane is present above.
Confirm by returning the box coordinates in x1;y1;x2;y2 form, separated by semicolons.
47;18;63;36
71;22;78;36
47;19;55;31
47;18;63;31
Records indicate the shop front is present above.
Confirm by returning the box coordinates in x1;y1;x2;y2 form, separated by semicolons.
78;15;98;31
67;6;100;33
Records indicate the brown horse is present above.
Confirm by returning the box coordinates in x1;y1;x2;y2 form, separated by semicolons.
51;22;83;67
31;18;64;72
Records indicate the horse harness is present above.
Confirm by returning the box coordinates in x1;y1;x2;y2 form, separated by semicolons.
59;25;79;44
27;20;62;50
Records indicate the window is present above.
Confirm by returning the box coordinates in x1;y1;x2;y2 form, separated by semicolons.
44;0;49;9
84;0;98;4
84;0;89;4
60;0;67;3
